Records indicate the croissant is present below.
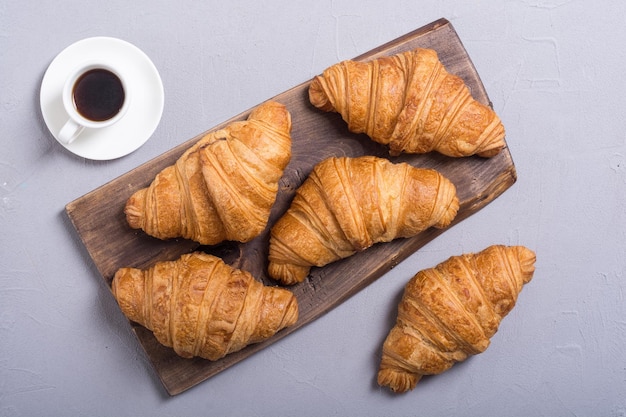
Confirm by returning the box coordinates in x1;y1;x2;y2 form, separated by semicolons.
125;100;292;245
309;48;505;158
111;252;299;361
377;245;536;393
268;155;459;285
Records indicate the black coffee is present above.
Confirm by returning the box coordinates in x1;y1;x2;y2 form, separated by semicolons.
73;69;125;122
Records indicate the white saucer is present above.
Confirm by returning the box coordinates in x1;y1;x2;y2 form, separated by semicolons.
40;37;164;160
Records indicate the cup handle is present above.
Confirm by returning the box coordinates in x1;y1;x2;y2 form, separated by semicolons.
58;119;84;145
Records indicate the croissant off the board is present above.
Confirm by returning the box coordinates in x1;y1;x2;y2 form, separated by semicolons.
268;155;459;285
309;48;505;158
377;245;536;393
124;100;292;246
111;252;299;361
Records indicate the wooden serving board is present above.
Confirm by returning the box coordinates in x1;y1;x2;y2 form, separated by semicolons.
66;18;517;396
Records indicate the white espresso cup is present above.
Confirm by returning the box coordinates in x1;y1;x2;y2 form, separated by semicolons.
58;60;131;145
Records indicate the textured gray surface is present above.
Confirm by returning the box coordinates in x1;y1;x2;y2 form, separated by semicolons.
1;1;625;416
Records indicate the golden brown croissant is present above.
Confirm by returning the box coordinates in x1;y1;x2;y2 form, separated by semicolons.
378;245;536;393
268;156;459;285
111;252;298;361
309;48;505;158
125;100;292;245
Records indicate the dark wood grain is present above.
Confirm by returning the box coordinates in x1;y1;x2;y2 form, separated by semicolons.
65;18;517;395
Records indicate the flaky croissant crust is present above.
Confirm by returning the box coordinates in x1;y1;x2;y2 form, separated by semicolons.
377;245;536;393
309;48;505;158
124;100;292;245
112;252;298;361
268;156;459;285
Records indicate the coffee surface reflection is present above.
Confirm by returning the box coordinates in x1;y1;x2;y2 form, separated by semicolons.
73;69;125;122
